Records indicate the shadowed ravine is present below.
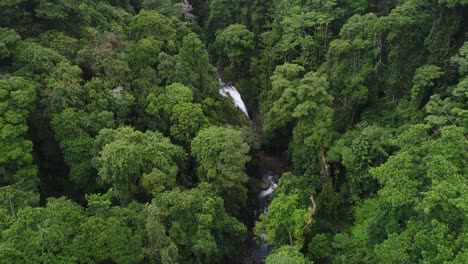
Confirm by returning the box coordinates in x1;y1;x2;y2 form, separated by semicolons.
241;171;279;264
220;81;282;263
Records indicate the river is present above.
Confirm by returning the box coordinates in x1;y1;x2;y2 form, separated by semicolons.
220;81;282;263
241;171;279;263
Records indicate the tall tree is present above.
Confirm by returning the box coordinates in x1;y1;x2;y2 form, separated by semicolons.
151;183;246;263
146;82;194;133
191;126;250;214
51;109;115;191
0;77;39;216
339;125;467;262
94;126;186;203
176;33;218;98
289;71;334;175
215;24;254;77
170;102;208;144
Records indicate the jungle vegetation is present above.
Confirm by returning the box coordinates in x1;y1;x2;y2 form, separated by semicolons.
0;0;467;263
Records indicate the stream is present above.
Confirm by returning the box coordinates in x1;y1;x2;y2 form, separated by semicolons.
219;80;280;263
242;171;279;264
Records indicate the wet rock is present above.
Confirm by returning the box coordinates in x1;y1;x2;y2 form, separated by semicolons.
259;177;271;189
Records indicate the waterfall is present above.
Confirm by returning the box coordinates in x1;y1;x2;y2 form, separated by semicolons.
219;79;250;118
259;175;278;199
218;76;277;263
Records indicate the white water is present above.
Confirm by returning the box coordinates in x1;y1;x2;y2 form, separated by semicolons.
243;172;279;264
259;175;278;199
218;79;275;263
219;79;250;118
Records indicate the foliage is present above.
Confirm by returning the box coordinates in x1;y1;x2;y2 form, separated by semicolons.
177;33;218;98
262;63;304;137
51;108;115;190
0;197;143;264
0;1;467;263
0;77;37;188
0;27;20;61
150;183;246;263
191;126;250;214
170;102;208;144
142;0;182;17
255;193;309;248
94;126;186;203
336;125;467;263
263;64;334;174
327;123;393;200
146;82;194;132
266;245;312;264
128;10;188;52
0;77;38;216
14;41;64;75
411;64;443;108
215;24;254;73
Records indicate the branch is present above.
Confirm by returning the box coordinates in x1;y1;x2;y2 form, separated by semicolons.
285;227;294;246
319;147;329;178
9;197;16;219
303;195;316;231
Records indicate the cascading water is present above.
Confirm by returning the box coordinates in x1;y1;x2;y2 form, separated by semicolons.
218;77;279;263
259;174;278;199
243;171;279;264
219;79;250;118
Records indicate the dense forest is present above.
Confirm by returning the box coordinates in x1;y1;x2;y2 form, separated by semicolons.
0;0;467;263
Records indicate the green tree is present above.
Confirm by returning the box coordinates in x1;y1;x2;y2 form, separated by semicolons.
438;0;468;8
38;31;79;60
157;52;180;85
266;245;311;264
410;64;443;108
0;198;84;263
191;126;250;214
0;27;20;61
263;64;334;174
424;42;468;127
255;194;309;248
51;109;114;190
43;60;84;116
152;183;246;263
94;126;186;203
276;1;336;67
147;82;193;115
146;82;193;132
128;10;189;52
68;216;143;263
215;24;254;75
124;37;162;71
205;0;234;40
289;71;334;174
0;197;144;264
145;204;179;264
142;0;182;17
177;33;218;98
341;125;467;262
324;13;377;126
170;102;208;144
0;77;38;214
14;41;64;75
262;63;304;137
327;123;392;200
